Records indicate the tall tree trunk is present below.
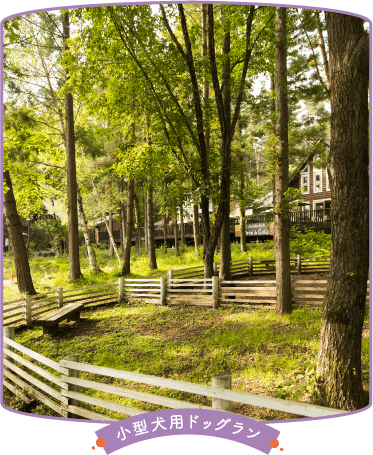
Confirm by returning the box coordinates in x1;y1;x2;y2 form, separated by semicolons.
163;214;168;252
147;185;157;269
3;170;36;295
239;158;247;253
144;114;157;269
122;179;134;275
180;205;185;246
103;218;121;265
134;194;141;256
121;202;126;253
315;12;369;410
63;11;82;283
193;204;200;256
143;195;148;254
218;6;231;280
219;198;231;280
77;187;102;272
173;212;179;255
315;11;330;87
274;7;292;315
120;181;126;253
108;210;114;259
26;219;31;250
254;141;262;186
202;4;210;158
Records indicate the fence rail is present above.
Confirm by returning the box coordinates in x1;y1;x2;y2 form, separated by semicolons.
3;271;370;329
170;256;331;280
3;332;347;421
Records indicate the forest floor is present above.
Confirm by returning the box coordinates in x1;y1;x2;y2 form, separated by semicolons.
3;270;370;421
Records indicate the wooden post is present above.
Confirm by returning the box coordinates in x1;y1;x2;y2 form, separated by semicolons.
212;374;232;412
213;262;218;276
60;353;81;418
248;256;253;276
25;295;32;327
297;254;302;274
57;287;64;309
212;276;219;309
4;327;15;363
160;277;167;305
168;270;173;293
119;277;124;301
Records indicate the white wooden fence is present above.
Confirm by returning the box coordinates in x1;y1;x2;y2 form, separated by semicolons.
3;331;347;421
3;276;369;328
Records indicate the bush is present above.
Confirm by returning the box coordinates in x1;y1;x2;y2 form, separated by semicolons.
289;228;331;257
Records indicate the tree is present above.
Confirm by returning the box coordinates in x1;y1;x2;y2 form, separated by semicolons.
69;4;268;277
3;170;37;295
77;186;102;272
315;12;369;410
62;11;83;282
4;11;84;282
122;179;134;276
273;7;292;315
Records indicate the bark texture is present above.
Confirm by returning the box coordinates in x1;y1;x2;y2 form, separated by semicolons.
239;160;247;253
315;13;369;410
173;212;179;255
147;185;157;269
180;206;185;246
77;187;102;272
3;170;36;295
163;214;168;252
193;204;200;255
63;11;82;283
316;11;330;87
120;202;126;253
134;194;141;256
274;7;292;315
218;7;232;281
122;179;134;275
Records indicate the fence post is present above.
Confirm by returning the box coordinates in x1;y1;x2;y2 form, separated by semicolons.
213;262;218;276
4;327;15;363
160;277;167;305
57;287;64;308
212;276;219;309
25;295;32;327
118;277;124;302
168;270;173;281
60;353;81;418
212;374;232;412
248;257;253;276
297;255;302;274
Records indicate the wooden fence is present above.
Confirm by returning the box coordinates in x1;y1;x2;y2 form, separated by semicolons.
3;282;118;328
170;256;331;280
3;331;347;421
3;275;370;329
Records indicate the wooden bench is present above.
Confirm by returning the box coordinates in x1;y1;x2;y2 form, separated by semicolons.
34;303;84;334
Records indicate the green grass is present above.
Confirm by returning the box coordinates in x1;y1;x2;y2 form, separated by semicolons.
4;300;368;421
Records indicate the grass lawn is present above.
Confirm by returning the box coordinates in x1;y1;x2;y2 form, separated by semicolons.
4;299;370;421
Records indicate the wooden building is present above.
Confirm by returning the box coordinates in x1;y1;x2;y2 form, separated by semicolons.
289;154;331;211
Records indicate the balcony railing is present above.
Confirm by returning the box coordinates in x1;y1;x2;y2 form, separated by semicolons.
247;209;331;233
